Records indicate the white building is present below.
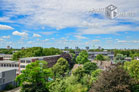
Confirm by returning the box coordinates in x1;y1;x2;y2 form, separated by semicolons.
0;68;16;91
0;54;12;60
0;60;19;75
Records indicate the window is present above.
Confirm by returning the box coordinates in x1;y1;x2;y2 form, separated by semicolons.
3;79;5;83
20;65;25;68
2;72;5;77
26;60;31;63
21;60;25;63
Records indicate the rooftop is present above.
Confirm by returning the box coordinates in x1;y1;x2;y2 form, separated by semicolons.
0;67;16;72
20;55;61;60
0;60;18;64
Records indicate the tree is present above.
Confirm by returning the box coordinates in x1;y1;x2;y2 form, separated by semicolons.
52;57;69;77
114;54;126;63
72;66;85;81
91;69;102;82
89;65;133;92
83;62;98;74
95;54;105;61
76;50;90;64
16;60;53;92
124;60;139;81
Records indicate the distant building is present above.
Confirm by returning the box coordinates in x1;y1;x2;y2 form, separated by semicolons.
0;54;12;60
88;51;114;61
134;57;139;60
0;60;19;75
86;46;89;51
7;46;11;49
19;53;72;72
0;68;16;91
65;47;69;50
125;57;132;61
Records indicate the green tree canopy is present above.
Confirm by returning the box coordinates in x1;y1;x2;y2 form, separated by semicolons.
52;57;69;77
114;54;126;63
124;60;139;81
95;54;105;61
12;47;62;60
83;62;98;74
76;50;90;64
16;60;53;92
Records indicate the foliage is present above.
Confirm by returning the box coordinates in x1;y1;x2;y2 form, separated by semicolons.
76;50;90;64
83;62;98;74
71;53;76;64
95;54;105;61
52;57;69;78
49;75;88;92
124;60;139;81
16;60;53;92
72;66;85;81
5;84;15;90
12;47;62;60
89;65;133;92
114;54;126;63
91;69;102;82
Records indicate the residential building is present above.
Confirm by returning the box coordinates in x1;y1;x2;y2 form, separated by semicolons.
125;57;132;61
0;60;19;75
88;51;114;61
135;57;139;60
0;68;16;91
19;53;72;72
0;54;12;60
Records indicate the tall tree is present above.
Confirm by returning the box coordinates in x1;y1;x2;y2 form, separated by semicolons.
124;60;139;81
16;60;53;92
76;50;90;64
83;62;98;74
52;57;69;77
89;65;133;92
114;54;126;63
95;54;105;61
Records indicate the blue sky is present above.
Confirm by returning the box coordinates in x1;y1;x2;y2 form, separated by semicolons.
0;0;139;49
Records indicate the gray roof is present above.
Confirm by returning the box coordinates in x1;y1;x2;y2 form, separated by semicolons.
0;67;16;72
88;51;114;54
0;60;18;64
20;55;61;60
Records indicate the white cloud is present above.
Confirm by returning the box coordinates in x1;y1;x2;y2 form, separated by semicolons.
0;38;4;41
117;40;139;43
44;39;49;41
0;17;13;23
2;0;139;34
0;24;14;30
74;35;88;39
33;33;41;37
2;35;10;39
12;31;28;37
92;39;100;42
41;31;56;35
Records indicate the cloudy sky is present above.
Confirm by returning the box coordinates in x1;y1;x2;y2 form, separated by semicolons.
0;0;139;49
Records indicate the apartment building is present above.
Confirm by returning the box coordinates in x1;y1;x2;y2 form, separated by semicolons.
19;53;72;72
0;68;16;91
88;51;114;61
0;54;12;60
0;60;19;75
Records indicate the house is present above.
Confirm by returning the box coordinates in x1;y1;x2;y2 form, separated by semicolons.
0;68;16;91
0;60;19;75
